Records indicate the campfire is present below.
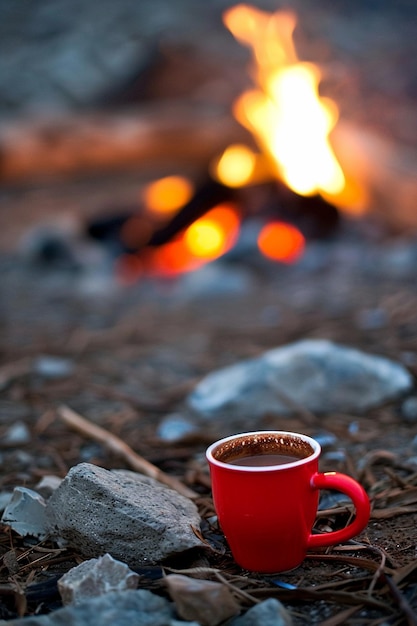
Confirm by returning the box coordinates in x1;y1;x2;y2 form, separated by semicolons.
102;4;394;282
3;3;416;273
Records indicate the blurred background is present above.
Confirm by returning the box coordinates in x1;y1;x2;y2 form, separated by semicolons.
0;0;416;264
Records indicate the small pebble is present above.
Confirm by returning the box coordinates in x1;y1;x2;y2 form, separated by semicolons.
35;475;63;499
401;396;417;423
157;413;199;442
323;450;347;463
2;421;31;445
348;421;360;435
58;553;139;606
33;355;75;379
313;431;337;448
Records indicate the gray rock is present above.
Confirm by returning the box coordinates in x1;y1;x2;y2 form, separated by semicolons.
401;396;417;423
45;463;204;567
0;589;199;626
33;355;75;379
35;475;63;499
312;431;338;448
157;413;199;442
230;598;293;626
1;487;48;540
165;574;240;626
58;554;139;605
1;421;31;445
188;339;413;420
0;492;13;513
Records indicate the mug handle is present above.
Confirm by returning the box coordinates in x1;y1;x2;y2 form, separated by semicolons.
307;472;371;549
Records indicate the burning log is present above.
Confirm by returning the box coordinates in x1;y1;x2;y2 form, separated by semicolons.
147;178;235;247
0;105;245;183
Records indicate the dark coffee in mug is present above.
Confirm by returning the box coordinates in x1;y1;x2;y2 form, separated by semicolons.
213;432;314;468
228;452;303;467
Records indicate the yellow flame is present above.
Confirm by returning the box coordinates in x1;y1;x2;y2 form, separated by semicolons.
185;221;224;257
214;144;256;187
147;203;241;276
184;204;240;259
223;4;367;212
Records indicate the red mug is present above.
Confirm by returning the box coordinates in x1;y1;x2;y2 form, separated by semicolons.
206;430;370;573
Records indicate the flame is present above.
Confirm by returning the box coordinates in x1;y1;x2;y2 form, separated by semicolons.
257;221;305;263
142;175;194;217
212;143;276;187
213;144;257;187
223;4;367;213
147;203;241;276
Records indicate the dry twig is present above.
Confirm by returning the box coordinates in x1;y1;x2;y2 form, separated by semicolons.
382;574;417;626
56;404;198;500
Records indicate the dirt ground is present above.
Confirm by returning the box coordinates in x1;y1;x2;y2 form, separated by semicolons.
0;179;417;624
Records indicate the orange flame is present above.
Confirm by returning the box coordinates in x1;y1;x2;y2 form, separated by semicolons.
223;4;368;214
142;175;194;217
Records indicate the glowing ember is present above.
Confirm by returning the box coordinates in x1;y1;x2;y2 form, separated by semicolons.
185;204;240;258
147;239;199;276
223;4;367;213
142;175;194;216
257;221;305;263
147;203;241;276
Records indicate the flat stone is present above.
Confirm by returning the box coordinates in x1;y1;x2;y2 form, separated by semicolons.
1;487;48;540
0;589;199;626
58;554;139;605
188;339;413;420
165;574;240;626
45;464;204;567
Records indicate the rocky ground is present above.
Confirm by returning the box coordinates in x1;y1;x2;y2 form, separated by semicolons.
1;0;417;624
0;210;417;624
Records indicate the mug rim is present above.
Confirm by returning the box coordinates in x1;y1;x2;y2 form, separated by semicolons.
206;430;321;472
